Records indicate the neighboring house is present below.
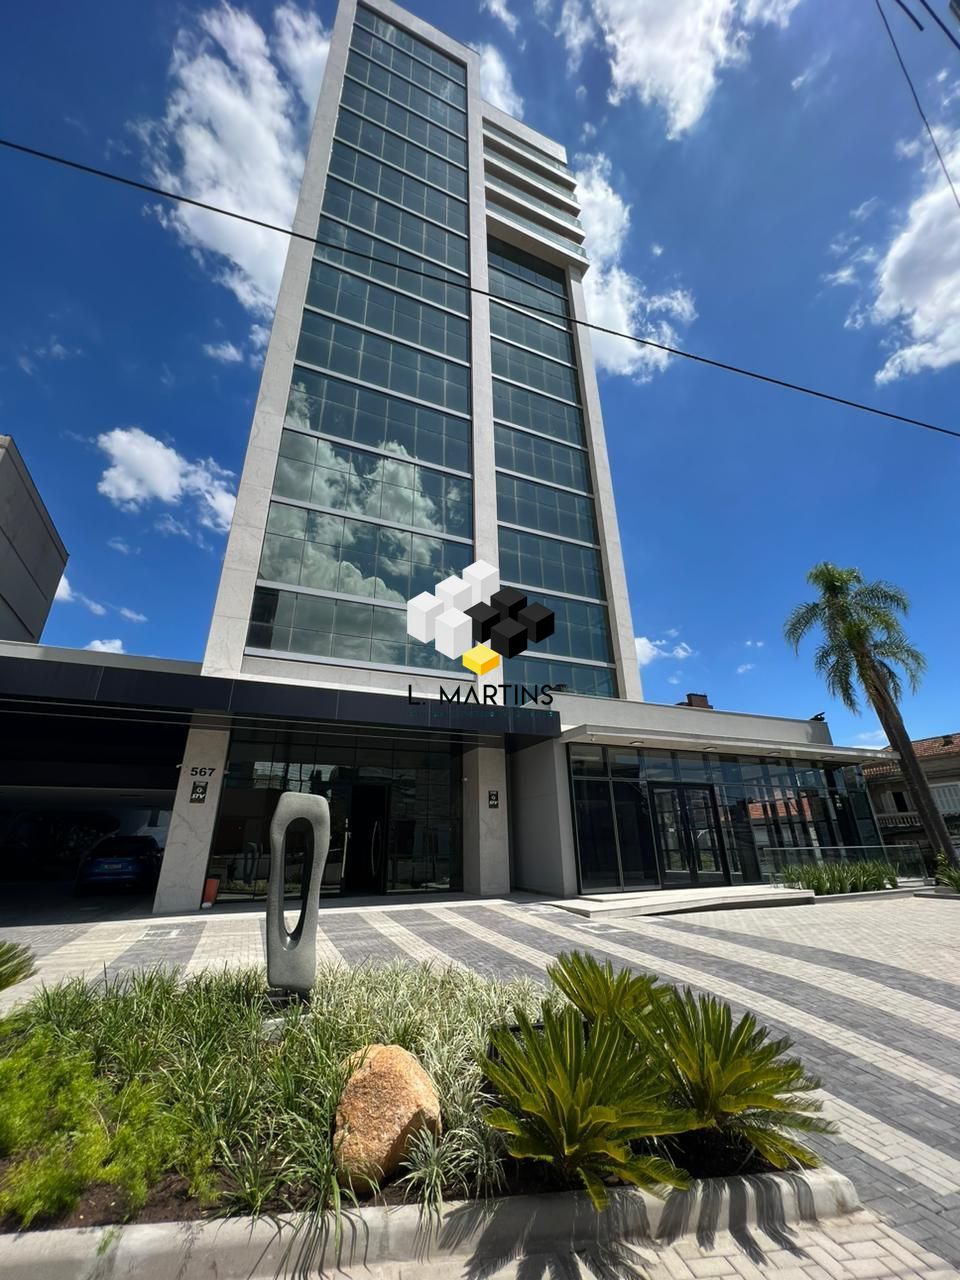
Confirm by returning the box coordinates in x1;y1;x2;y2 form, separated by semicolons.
0;435;67;642
863;734;960;862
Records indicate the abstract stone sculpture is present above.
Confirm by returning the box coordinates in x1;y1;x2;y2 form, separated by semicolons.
266;792;330;997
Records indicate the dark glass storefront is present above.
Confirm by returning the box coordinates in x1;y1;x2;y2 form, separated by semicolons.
207;728;462;899
570;744;882;892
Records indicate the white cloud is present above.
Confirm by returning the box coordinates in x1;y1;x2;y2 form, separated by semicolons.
635;635;695;667
96;427;236;533
825;126;960;383
651;242;664;256
85;639;126;654
557;0;596;73
790;48;831;95
202;340;244;363
570;0;801;139
745;638;764;647
482;0;520;37
138;4;329;320
854;729;889;748
736;662;755;674
664;627;679;638
574;153;696;380
107;537;136;554
119;608;148;623
534;0;554;15
870;127;960;384
477;44;524;117
666;673;682;685
54;575;106;616
16;336;81;377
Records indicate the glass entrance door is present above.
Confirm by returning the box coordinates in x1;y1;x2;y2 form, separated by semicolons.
650;783;729;886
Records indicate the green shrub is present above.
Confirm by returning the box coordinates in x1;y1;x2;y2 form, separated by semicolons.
935;853;960;891
780;860;899;895
0;942;35;994
628;988;835;1170
482;1004;694;1210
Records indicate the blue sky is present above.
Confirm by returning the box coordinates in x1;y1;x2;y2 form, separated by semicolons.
1;0;958;748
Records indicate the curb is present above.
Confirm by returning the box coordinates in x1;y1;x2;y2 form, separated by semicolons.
0;1168;860;1280
807;884;926;905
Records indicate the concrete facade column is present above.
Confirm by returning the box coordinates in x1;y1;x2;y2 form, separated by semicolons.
462;746;510;895
153;724;231;914
509;738;579;896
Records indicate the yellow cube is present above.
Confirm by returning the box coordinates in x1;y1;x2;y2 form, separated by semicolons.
462;643;500;676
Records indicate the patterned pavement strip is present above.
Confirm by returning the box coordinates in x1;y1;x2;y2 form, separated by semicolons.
2;896;960;1273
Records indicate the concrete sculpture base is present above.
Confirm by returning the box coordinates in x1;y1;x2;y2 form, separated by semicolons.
266;792;330;997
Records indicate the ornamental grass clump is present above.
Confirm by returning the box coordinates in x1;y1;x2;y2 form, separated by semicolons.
0;942;35;994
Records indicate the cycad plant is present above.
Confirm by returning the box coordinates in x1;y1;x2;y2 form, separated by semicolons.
482;1004;694;1209
547;950;665;1023
629;989;835;1170
0;942;35;994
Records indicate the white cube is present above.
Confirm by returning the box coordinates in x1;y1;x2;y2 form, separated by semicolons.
407;591;443;643
436;575;473;613
463;559;499;605
434;607;473;659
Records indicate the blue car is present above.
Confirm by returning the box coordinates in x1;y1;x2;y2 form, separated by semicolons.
74;836;163;894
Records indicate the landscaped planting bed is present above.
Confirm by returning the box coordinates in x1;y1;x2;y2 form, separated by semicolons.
0;950;835;1231
778;859;903;895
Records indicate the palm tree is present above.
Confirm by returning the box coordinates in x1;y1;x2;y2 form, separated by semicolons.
785;562;957;868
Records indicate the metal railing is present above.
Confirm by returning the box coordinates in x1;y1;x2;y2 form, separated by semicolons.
759;843;927;882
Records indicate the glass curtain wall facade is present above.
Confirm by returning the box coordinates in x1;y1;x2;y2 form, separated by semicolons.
488;238;618;698
570;744;883;892
208;728;462;899
246;4;474;675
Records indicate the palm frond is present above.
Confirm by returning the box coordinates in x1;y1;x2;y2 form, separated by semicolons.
783;600;821;651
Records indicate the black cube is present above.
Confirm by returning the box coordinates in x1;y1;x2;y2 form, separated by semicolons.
490;586;528;620
465;601;500;643
489;617;528;659
517;603;555;644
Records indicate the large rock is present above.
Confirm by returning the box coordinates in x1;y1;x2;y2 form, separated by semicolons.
334;1044;441;1187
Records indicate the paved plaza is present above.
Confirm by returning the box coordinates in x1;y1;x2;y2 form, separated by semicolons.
2;894;959;1277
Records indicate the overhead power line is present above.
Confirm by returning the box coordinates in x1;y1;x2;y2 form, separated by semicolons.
878;0;960;216
912;0;960;54
2;134;960;443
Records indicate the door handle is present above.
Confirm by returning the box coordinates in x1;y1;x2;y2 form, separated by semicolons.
370;820;380;876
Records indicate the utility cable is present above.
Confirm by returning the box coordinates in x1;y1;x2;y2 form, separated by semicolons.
877;0;960;215
2;134;960;441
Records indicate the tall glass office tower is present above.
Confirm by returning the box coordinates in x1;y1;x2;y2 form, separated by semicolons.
204;0;641;705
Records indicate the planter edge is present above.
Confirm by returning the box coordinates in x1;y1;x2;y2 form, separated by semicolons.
0;1167;861;1280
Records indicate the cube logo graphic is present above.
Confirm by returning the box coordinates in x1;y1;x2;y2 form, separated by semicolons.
406;560;554;676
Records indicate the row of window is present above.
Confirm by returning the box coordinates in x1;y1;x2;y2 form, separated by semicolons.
487;200;586;258
518;589;613;664
351;23;466;109
486;173;583;229
341;79;466;167
502;654;616;697
323;178;468;274
346;51;466;137
499;527;604;600
492;379;585;447
483;147;579;203
315;222;468;315
494;423;589;492
297;312;470;414
490;301;574;365
336;108;466;199
488;263;568;321
483;122;573;180
248;585;462;671
492;338;580;404
306;261;469;361
259;504;472;606
355;5;466;85
285;368;471;473
274;431;472;537
496;472;595;544
489;236;567;298
329;141;467;234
